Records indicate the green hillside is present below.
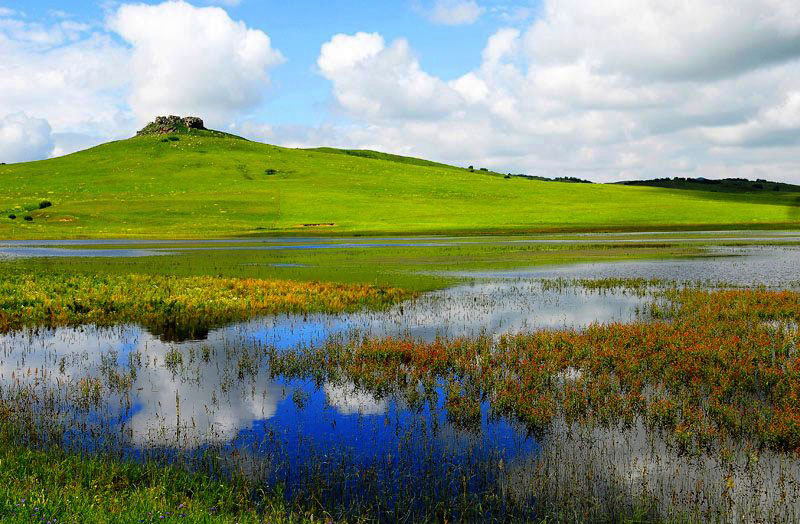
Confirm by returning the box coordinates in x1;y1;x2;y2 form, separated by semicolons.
1;130;799;239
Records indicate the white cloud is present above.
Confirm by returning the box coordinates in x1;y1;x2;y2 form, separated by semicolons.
702;91;800;147
482;28;519;64
324;382;385;415
109;1;284;127
235;120;275;142
0;2;284;160
50;132;107;158
0;26;132;137
427;0;485;25
309;1;800;183
318;32;462;119
0;113;54;164
524;0;800;81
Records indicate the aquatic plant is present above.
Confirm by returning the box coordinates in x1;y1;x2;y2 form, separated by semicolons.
1;283;799;522
270;288;800;452
0;273;413;333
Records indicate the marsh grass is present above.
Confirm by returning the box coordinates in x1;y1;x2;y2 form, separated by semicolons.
0;426;322;523
0;272;412;333
1;280;799;522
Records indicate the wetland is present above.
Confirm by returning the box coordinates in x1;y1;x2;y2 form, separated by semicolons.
0;235;799;522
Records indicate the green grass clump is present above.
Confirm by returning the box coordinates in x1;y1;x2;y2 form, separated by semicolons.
0;272;412;332
0;427;319;523
0;132;798;239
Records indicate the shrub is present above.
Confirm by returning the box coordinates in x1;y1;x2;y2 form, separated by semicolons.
23;216;33;222
8;214;16;220
39;200;52;209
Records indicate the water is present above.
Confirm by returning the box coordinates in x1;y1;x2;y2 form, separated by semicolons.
0;281;644;447
2;231;800;258
0;319;538;519
0;247;169;258
0;281;642;519
2;248;800;519
454;246;800;288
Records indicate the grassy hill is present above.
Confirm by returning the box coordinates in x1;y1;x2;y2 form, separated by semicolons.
1;130;799;239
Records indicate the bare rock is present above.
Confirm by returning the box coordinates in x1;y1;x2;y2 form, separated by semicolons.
137;115;206;135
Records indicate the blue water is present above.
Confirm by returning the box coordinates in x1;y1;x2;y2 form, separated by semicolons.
2;231;800;258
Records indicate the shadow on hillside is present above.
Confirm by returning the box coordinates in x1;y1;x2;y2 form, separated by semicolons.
790;196;800;222
658;186;800;209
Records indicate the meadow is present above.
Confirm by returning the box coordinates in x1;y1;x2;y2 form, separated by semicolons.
0;130;799;239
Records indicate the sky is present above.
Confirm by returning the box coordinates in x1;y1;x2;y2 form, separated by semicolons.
1;0;799;183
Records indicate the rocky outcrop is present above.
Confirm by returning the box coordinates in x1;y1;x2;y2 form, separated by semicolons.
137;115;206;135
182;116;205;130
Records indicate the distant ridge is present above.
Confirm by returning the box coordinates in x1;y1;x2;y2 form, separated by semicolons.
616;177;800;193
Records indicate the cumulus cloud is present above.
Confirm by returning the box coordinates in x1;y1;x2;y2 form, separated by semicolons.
0;113;54;164
318;32;461;119
0;2;284;160
426;0;484;25
702;91;800;147
309;0;800;183
525;0;800;82
0;12;135;142
109;0;284;126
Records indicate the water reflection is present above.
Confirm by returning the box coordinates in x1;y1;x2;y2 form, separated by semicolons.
3;232;800;259
166;281;646;345
0;282;644;451
454;246;800;288
501;417;800;522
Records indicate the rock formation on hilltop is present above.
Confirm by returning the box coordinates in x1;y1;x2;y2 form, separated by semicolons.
137;116;206;136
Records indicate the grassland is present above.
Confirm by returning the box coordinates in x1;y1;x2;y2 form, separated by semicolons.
1;129;798;239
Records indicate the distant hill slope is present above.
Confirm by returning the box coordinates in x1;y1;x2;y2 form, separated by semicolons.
0;130;799;239
304;148;460;170
617;177;800;193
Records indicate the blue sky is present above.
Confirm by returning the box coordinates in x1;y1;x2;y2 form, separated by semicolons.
1;0;800;183
1;0;535;126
